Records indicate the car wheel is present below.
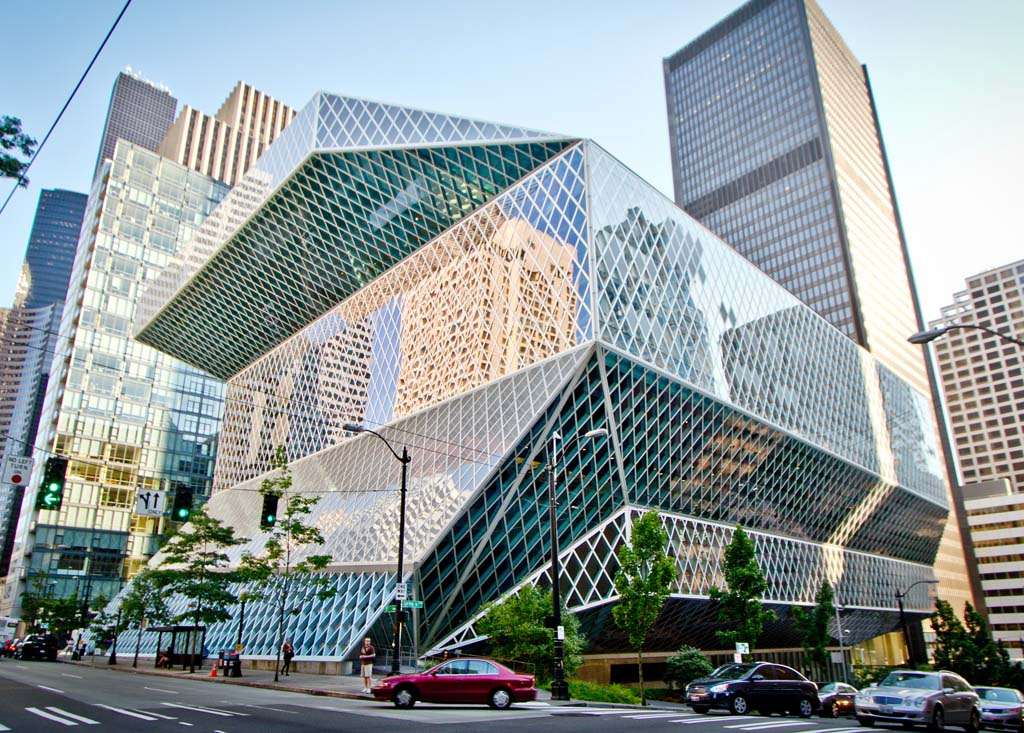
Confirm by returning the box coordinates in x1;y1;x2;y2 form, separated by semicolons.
930;706;945;732
797;698;814;718
392;686;417;709
964;709;980;733
489;688;512;710
731;695;751;715
822;702;838;718
858;716;876;727
691;705;710;714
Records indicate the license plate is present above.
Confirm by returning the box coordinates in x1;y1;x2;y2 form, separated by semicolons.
689;695;701;701
880;706;894;714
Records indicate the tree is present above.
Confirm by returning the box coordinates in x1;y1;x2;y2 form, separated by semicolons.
612;510;678;705
240;445;335;682
931;598;969;674
154;506;244;672
119;569;171;668
964;603;1012;685
21;575;80;639
476;584;585;682
1;116;36;186
934;599;1013;684
664;645;714;690
709;525;775;651
792;580;835;668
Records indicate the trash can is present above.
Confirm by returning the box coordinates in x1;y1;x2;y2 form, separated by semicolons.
227;651;243;678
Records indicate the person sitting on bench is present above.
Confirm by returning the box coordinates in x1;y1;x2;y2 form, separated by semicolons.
156;648;172;668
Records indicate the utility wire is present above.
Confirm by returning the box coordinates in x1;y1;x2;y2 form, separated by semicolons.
0;0;133;218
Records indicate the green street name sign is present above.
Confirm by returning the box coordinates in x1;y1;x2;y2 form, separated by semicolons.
404;600;424;609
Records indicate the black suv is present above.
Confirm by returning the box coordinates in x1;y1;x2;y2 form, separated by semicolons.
687;662;820;717
18;633;59;661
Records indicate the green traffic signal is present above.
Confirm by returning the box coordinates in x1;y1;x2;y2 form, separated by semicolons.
36;456;68;511
171;490;193;522
260;493;279;529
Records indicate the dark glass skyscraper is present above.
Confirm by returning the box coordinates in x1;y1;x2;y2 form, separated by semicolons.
93;70;177;181
14;189;87;310
664;0;974;633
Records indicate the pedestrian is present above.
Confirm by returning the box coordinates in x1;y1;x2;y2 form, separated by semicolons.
280;639;294;676
359;637;375;693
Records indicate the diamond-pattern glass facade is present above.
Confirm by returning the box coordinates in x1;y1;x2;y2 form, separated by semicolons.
125;95;947;663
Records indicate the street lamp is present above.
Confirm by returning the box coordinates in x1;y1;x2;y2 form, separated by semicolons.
895;579;939;666
831;588;849;684
344;423;410;676
547;427;608;701
908;324;1024;347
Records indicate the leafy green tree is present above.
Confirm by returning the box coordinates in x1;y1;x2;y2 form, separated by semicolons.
792;581;835;668
965;602;1011;684
1;116;36;186
120;570;171;668
664;645;714;690
931;599;969;674
21;575;80;639
154;506;244;672
709;525;775;651
89;595;126;653
612;511;678;705
476;584;585;682
240;446;335;681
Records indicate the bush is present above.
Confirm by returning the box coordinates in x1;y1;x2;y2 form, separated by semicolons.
566;679;641;704
664;645;714;690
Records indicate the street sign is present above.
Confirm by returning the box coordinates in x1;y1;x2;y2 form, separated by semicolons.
2;456;32;486
404;600;424;609
395;583;408;601
135;489;167;517
385;605;396;613
735;642;749;654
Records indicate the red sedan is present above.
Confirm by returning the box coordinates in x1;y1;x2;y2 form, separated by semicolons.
371;657;537;709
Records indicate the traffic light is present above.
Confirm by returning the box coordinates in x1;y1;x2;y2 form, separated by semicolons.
260;493;279;529
171;489;193;522
35;456;68;511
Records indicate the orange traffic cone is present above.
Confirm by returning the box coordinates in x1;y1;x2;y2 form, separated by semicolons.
210;664;217;677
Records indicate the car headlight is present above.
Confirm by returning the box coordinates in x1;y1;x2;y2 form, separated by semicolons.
856;690;871;701
907;696;928;708
709;683;730;693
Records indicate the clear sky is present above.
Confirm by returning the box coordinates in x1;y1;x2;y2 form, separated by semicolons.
2;0;1021;325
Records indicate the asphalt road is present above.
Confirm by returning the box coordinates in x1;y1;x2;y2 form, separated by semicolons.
0;659;872;732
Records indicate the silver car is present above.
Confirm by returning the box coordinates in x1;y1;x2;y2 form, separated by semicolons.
855;670;980;731
974;686;1024;731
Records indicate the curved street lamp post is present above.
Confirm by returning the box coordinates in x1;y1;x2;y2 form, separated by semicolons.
547;427;608;701
344;423;410;675
909;324;1024;348
895;579;938;666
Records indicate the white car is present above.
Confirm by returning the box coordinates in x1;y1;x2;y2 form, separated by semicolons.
855;670;980;731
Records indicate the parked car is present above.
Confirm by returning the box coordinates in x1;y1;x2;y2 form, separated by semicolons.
854;669;980;731
974;686;1024;731
371;657;536;709
818;681;858;717
685;662;819;717
18;633;59;661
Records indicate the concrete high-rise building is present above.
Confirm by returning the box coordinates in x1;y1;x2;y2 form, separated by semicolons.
963;480;1024;661
93;69;177;181
122;94;948;676
0;189;86;577
158;81;296;186
663;0;974;639
928;260;1024;495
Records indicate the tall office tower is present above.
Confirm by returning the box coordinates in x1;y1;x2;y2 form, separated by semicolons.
0;143;229;618
93;69;177;181
664;0;975;635
928;261;1024;493
0;189;86;576
126;94;947;672
158;81;296;186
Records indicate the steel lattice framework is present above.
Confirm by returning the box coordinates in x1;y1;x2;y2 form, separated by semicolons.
124;94;946;664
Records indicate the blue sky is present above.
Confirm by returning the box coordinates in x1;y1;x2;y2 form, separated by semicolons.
2;0;1021;324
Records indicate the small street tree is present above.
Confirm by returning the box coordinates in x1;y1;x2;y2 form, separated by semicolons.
709;525;775;652
664;645;714;690
240;445;335;682
612;510;678;705
120;569;171;668
154;506;244;672
21;575;81;639
476;583;585;682
792;580;835;670
933;599;1011;683
1;116;36;186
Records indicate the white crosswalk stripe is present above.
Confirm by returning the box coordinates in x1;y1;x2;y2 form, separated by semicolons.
95;704;158;721
726;722;817;730
25;707;77;726
0;723;10;731
45;707;100;725
138;709;177;719
627;712;697;719
160;702;247;717
675;714;749;723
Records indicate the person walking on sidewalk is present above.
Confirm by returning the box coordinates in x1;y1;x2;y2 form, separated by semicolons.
359;637;375;693
280;639;294;676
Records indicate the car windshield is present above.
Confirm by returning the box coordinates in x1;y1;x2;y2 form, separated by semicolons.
819;683;836;693
879;672;939;690
978;688;1019;703
709;664;755;680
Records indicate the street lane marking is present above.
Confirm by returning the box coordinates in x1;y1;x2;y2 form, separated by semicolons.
96;704;157;721
144;686;179;694
237;703;299;713
61;673;83;679
14;665;25;669
160;702;247;717
138;709;177;719
727;723;816;730
37;684;65;693
178;723;193;727
628;712;697;719
46;707;100;725
25;707;77;726
676;715;749;723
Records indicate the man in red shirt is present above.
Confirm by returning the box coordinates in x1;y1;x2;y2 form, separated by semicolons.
359;637;375;693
